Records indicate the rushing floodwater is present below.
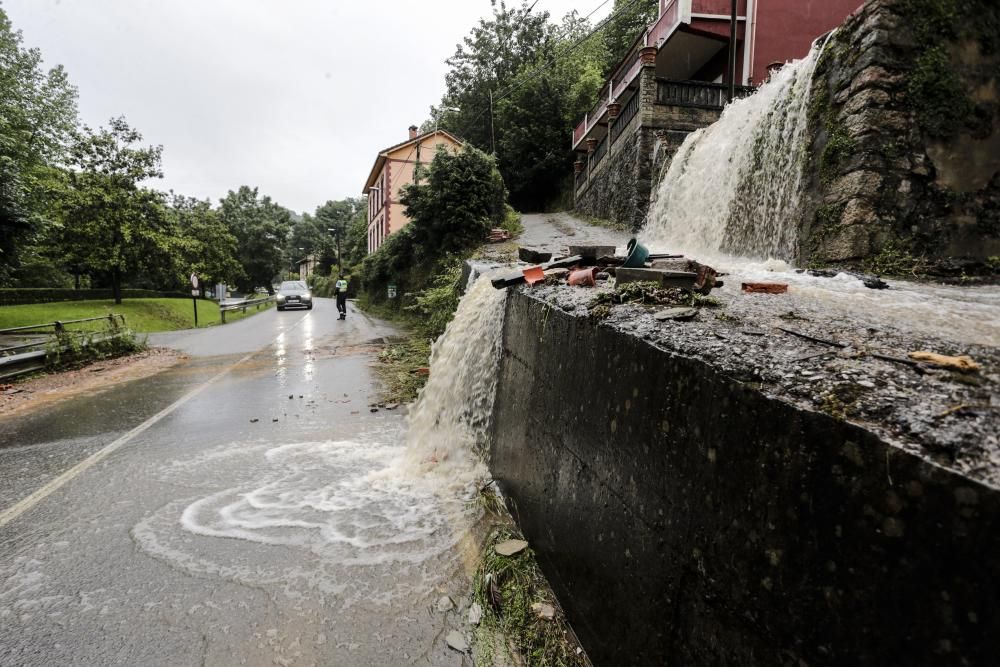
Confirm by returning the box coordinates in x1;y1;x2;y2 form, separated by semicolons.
133;277;508;604
644;37;827;260
640;37;999;347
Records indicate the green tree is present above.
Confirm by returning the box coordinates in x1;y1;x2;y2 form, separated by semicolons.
314;198;364;274
601;0;659;77
400;145;507;256
168;193;243;291
433;3;604;209
340;207;368;269
51;118;172;303
218;186;292;294
0;8;78;284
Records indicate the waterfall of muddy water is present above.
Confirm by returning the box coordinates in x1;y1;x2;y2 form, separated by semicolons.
397;277;507;481
641;36;999;346
644;39;827;260
131;276;508;607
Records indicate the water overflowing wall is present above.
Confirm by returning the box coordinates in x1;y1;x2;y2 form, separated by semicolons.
399;277;507;486
643;40;828;261
645;0;1000;272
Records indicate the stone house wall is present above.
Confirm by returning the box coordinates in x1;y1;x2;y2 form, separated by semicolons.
574;66;723;231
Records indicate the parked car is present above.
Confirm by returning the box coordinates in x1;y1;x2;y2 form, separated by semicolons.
276;280;313;310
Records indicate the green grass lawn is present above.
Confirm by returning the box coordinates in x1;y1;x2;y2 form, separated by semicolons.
0;298;274;333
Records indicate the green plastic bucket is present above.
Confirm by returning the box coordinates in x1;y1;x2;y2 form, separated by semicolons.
623;238;650;268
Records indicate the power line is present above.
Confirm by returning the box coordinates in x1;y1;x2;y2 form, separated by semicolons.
511;0;543;36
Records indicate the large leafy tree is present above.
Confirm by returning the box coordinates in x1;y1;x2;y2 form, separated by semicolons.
284;199;366;276
0;8;78;284
340;207;368;269
218;185;292;294
434;3;604;210
314;198;363;273
51;117;173;303
601;0;659;76
168;193;243;291
400;145;507;256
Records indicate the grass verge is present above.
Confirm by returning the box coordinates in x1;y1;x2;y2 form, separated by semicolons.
373;336;432;404
0;298;273;333
472;491;590;667
363;259;466;405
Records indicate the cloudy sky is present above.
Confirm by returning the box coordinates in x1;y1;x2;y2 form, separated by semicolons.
3;0;612;214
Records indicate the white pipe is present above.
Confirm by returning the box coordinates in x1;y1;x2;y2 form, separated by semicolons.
746;0;758;85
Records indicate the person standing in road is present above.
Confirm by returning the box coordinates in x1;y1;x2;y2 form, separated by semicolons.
335;274;348;319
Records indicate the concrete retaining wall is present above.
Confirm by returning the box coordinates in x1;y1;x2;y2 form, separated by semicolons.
489;290;1000;666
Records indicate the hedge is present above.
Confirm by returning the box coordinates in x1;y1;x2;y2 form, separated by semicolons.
0;288;193;307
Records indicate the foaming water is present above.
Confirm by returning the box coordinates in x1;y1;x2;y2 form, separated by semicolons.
132;275;509;603
398;277;507;483
643;37;828;260
132;429;480;603
639;34;999;346
710;256;1000;345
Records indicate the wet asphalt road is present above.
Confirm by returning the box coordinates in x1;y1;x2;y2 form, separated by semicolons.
0;299;474;666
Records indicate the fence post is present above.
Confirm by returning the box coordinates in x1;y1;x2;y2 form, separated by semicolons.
220;307;226;324
54;321;64;333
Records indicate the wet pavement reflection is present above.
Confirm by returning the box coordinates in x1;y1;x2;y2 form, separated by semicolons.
0;299;473;666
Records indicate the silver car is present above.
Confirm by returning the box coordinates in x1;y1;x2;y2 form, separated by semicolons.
276;280;313;310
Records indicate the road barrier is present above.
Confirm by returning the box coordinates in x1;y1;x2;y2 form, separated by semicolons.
0;314;129;380
219;295;275;323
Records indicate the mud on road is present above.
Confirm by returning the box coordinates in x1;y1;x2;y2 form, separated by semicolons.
0;348;184;421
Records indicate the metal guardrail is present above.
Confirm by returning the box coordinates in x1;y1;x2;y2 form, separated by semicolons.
0;314;127;337
0;314;129;381
219;295;275;323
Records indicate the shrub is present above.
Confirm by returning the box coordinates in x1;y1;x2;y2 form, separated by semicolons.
0;288;191;306
44;317;145;369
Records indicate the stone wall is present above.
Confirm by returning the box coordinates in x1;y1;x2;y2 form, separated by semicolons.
574;66;722;232
573;117;646;232
489;289;1000;666
802;0;1000;274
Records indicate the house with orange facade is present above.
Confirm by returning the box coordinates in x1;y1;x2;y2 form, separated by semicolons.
362;126;464;254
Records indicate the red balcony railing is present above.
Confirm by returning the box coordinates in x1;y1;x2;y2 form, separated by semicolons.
572;0;686;149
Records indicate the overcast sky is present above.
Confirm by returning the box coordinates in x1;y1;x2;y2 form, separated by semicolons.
3;0;612;214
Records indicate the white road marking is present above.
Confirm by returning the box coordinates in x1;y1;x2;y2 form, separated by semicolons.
0;313;312;529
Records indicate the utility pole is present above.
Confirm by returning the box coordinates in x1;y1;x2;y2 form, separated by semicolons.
728;0;738;103
328;227;342;275
489;89;496;155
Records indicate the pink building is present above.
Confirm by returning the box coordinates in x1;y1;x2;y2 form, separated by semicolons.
362;126;463;254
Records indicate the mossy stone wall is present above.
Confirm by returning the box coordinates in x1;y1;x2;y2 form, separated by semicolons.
801;0;1000;275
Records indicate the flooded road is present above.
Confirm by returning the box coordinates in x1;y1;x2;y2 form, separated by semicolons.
0;299;481;666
